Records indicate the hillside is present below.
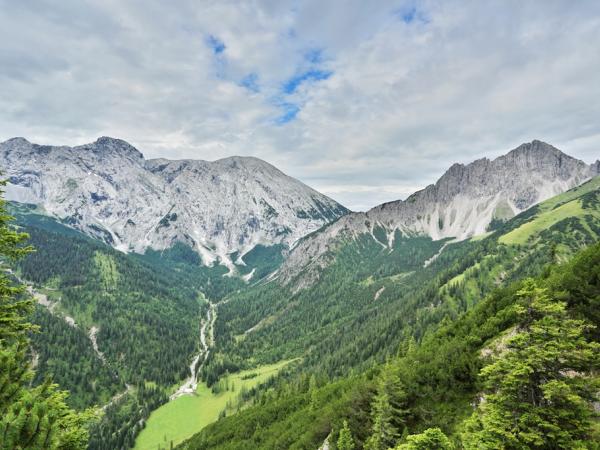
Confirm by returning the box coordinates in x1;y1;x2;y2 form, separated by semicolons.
199;175;600;396
8;202;246;449
179;222;600;450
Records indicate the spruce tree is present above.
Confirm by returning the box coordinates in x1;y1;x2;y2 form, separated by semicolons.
462;279;600;449
0;182;92;449
365;366;407;450
337;420;355;450
395;427;454;450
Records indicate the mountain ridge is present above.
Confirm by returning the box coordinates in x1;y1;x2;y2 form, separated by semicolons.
279;140;599;287
0;136;349;272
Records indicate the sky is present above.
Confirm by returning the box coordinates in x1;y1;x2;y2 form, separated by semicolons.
1;1;599;211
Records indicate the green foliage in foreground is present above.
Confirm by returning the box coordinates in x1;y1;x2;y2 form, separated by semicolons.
337;420;356;450
461;280;600;449
181;242;600;449
395;428;454;450
0;185;91;449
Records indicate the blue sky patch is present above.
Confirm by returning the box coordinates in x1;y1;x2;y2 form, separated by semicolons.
275;102;300;124
401;6;417;23
305;48;324;64
282;69;332;94
394;4;429;25
206;35;226;54
240;73;259;92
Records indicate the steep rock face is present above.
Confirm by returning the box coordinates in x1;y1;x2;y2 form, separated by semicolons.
279;140;600;286
370;140;597;240
0;137;349;269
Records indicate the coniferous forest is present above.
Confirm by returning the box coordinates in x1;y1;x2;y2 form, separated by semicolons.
2;174;600;449
3;2;600;449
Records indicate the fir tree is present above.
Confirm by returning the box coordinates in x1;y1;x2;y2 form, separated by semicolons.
365;367;407;450
0;182;92;449
337;420;355;450
462;279;600;449
395;427;454;450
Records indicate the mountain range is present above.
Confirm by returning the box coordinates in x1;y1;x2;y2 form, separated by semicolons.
280;140;599;285
3;137;598;280
3;136;600;449
0;136;348;272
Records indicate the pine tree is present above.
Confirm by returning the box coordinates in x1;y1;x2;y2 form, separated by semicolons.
395;427;454;450
365;367;407;450
0;181;92;449
337;420;355;450
309;374;320;411
462;279;600;449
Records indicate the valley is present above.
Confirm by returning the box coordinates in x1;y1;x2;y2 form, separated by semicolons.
171;298;214;401
136;359;297;450
4;2;600;449
2;137;599;449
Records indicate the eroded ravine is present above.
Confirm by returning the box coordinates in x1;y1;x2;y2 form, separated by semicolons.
170;301;216;400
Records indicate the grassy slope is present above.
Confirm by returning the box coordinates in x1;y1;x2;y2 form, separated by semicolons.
500;176;600;244
179;242;600;450
180;178;600;449
135;360;297;450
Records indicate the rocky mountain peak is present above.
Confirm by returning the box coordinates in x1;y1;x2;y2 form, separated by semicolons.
3;137;31;146
499;140;576;176
1;137;34;155
0;137;348;273
279;140;598;287
85;136;145;160
510;139;558;155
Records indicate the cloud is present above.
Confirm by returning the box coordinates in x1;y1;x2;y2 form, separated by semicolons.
240;73;260;92
1;0;599;210
304;48;325;64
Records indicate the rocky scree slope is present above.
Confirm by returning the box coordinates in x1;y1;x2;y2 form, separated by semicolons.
279;140;600;286
0;136;349;270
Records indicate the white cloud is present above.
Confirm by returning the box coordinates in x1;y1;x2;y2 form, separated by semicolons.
1;0;599;210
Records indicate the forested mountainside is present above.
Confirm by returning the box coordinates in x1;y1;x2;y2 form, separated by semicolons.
278;140;599;287
0;137;348;271
0;186;90;448
200;176;600;387
180;207;600;450
3;144;599;450
7;202;249;449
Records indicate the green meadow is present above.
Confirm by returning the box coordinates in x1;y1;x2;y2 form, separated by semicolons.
500;176;600;245
134;359;296;450
500;199;586;245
